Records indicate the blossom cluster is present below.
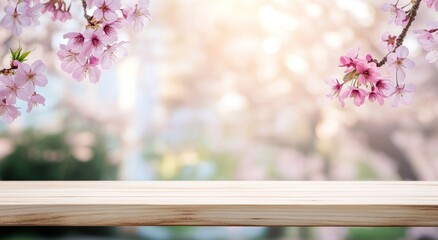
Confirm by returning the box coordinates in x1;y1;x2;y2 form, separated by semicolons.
58;0;150;83
0;0;150;122
328;0;437;108
0;0;43;36
414;21;438;63
43;0;73;22
1;0;150;84
0;48;47;123
327;47;416;107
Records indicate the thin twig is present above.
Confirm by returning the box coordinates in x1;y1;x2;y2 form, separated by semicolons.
0;66;17;76
80;0;93;22
373;0;422;67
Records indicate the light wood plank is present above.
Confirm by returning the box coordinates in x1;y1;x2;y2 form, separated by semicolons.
0;181;437;226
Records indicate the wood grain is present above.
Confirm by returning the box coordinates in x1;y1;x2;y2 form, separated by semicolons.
0;181;437;226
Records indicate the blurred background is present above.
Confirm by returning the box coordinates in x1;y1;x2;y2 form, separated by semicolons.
1;0;438;239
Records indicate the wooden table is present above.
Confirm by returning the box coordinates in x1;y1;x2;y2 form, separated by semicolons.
0;181;437;226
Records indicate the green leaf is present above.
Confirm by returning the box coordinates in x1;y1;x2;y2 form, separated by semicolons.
10;45;32;63
20;51;31;60
17;51;31;62
9;48;15;59
16;46;22;58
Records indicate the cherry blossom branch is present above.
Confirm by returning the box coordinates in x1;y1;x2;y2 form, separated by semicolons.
0;67;16;76
80;0;93;22
327;0;431;108
373;0;422;67
0;0;150;123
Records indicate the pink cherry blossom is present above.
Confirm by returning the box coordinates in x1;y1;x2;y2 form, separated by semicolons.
26;1;43;25
54;0;151;85
414;22;438;63
382;32;397;51
426;0;438;11
0;75;32;104
101;41;128;69
72;56;102;83
415;22;438;41
381;3;406;26
101;19;122;43
339;48;359;71
339;86;367;107
27;92;45;112
389;83;417;107
328;1;438;108
0;99;20;123
43;0;72;22
424;44;438;63
365;54;373;63
64;32;86;52
325;78;343;98
53;9;72;22
15;60;48;94
355;61;379;85
43;1;56;13
86;0;96;8
374;78;391;94
82;29;106;57
94;0;121;22
123;0;151;32
0;0;154;122
0;2;32;35
413;29;435;49
57;44;86;74
387;46;415;81
367;87;386;105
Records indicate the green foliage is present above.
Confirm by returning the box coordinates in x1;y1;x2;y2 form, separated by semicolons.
348;227;406;240
145;144;237;181
10;45;31;63
0;129;118;239
357;161;379;180
0;129;116;180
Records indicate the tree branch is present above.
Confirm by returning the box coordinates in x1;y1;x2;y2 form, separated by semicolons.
80;0;93;22
0;66;16;76
373;0;422;67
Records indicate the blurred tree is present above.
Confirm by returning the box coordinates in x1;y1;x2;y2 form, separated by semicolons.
0;128;118;239
0;129;116;180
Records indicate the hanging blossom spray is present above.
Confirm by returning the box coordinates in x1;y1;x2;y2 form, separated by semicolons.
327;0;438;108
0;0;151;122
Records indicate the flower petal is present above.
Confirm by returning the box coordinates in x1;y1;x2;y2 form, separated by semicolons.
396;69;406;82
396;46;409;58
31;60;45;73
402;58;415;69
426;49;438;63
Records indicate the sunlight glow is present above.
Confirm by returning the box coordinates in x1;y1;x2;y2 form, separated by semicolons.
218;91;248;113
336;0;375;27
286;54;309;75
117;57;140;112
263;37;280;54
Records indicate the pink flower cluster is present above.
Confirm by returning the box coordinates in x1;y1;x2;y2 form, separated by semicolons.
57;0;150;83
0;0;150;122
1;0;150;84
381;3;408;26
43;0;72;22
0;0;42;36
0;59;47;123
327;47;415;108
426;0;438;10
327;0;438;108
414;22;438;63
